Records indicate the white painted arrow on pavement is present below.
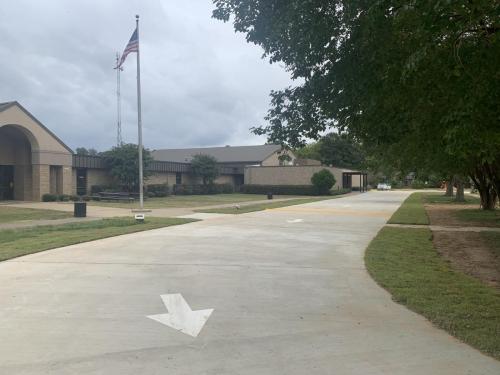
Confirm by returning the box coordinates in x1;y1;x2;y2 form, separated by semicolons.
147;294;214;337
287;219;304;223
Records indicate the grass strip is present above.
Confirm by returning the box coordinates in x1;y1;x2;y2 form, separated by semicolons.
365;226;500;360
0;217;197;262
0;206;72;224
195;197;335;214
388;193;429;225
424;193;481;205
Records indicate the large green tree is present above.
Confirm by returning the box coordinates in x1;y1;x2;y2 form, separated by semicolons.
297;133;365;169
191;154;220;185
213;0;500;208
101;143;153;192
75;147;98;156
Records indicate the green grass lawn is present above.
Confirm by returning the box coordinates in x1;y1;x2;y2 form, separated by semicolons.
195;197;334;214
365;226;500;360
424;193;481;205
87;193;302;209
0;206;72;224
387;193;429;225
0;217;196;262
455;209;500;227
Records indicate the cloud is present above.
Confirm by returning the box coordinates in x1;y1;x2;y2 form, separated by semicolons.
0;0;292;151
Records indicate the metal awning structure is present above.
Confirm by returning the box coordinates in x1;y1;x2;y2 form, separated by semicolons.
342;172;368;192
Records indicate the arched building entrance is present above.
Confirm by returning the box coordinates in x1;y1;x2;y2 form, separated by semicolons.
0;125;36;200
0;102;73;201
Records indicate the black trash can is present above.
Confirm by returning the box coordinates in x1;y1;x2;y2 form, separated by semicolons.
267;192;273;200
74;202;87;218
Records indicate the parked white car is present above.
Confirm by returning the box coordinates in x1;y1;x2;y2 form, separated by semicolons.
377;183;392;191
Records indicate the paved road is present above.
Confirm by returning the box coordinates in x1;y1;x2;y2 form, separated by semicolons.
0;192;498;374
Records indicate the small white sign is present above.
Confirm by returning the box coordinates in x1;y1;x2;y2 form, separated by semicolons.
135;213;145;221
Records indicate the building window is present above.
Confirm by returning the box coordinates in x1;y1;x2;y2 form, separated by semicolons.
176;172;182;185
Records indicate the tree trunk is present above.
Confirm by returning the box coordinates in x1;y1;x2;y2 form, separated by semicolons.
480;189;497;210
444;177;454;196
454;176;465;202
484;160;500;204
470;167;497;210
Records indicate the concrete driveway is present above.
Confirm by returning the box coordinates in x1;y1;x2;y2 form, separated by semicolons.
0;191;498;374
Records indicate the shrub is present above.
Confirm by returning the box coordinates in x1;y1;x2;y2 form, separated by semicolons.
57;194;70;202
81;195;91;201
390;180;405;189
147;191;156;198
42;194;57;202
311;169;336;195
411;180;427;189
219;183;234;194
146;184;170;197
69;195;80;202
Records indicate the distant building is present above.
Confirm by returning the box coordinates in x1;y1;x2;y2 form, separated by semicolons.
0;101;74;201
1;101;366;201
149;145;295;188
0;101;303;200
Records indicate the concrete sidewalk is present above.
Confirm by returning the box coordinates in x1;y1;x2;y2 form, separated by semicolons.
2;196;312;219
0;191;498;374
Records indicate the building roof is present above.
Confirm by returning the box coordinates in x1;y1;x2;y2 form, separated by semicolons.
0;101;73;153
0;101;16;112
152;144;282;164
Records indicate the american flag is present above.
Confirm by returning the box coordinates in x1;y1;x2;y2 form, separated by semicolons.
117;28;138;68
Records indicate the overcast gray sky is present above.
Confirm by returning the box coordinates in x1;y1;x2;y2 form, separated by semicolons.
0;0;292;151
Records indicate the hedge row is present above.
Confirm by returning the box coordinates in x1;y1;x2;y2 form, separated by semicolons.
90;183;235;196
87;184;351;197
146;184;170;197
240;185;351;196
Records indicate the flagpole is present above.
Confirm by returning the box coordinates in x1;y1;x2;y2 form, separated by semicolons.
135;14;144;210
115;53;123;146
